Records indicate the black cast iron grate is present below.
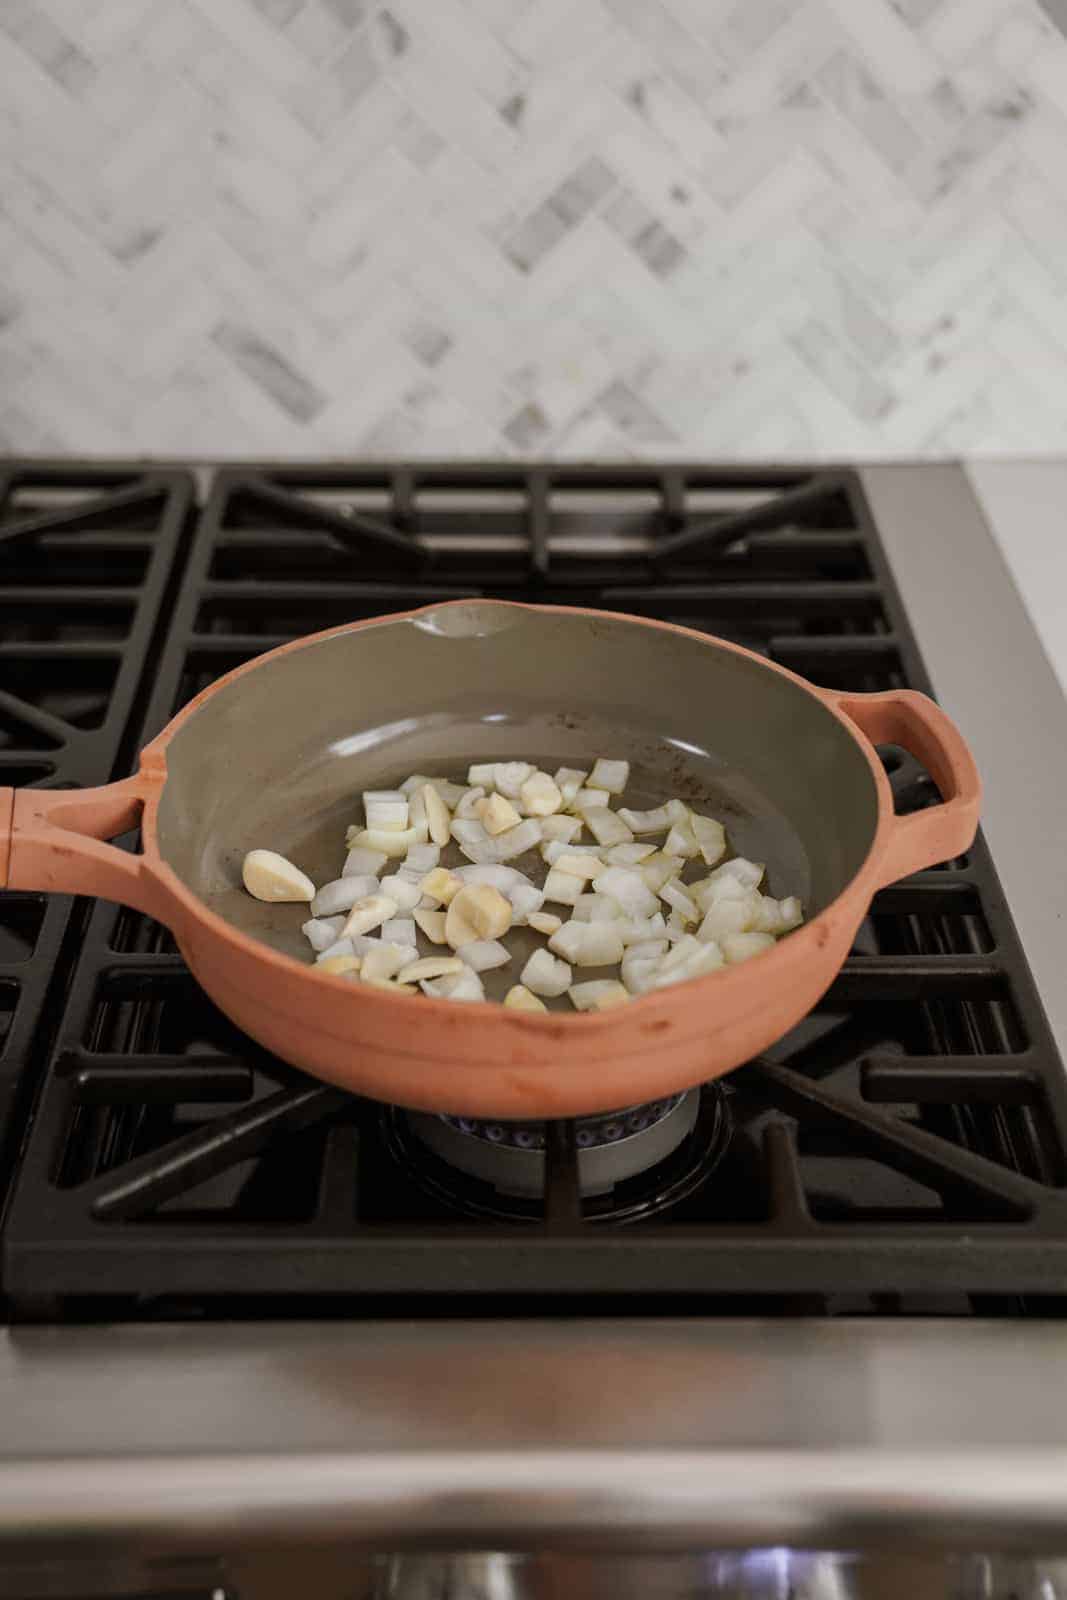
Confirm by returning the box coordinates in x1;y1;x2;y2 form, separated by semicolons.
3;463;1066;1319
0;462;193;1181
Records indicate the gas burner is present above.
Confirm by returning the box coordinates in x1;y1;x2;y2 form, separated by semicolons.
382;1085;732;1224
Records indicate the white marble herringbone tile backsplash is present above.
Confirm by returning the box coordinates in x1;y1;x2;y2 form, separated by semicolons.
4;0;1067;458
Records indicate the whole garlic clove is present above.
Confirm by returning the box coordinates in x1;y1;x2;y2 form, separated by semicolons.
242;849;315;903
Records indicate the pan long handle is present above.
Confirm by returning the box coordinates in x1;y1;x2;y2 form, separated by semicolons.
830;689;982;887
0;776;161;916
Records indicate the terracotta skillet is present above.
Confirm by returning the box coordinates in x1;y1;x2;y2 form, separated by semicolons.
0;600;980;1120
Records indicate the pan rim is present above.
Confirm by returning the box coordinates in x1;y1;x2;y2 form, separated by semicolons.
138;598;892;1034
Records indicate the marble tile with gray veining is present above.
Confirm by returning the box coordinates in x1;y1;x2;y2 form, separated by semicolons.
3;0;1067;457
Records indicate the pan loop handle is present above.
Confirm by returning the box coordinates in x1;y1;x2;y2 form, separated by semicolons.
828;689;981;887
0;775;161;916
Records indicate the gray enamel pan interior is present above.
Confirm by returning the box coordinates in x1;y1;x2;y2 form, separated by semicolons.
156;603;879;989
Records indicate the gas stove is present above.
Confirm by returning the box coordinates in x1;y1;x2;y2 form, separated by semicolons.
3;460;1067;1594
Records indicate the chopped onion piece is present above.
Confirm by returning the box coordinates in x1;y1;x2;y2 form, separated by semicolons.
582;807;634;847
457;939;511;972
311;876;378;917
413;908;448;944
242;849;315;903
549;922;624;968
520;770;562;816
507;883;544;924
346;824;428;857
421;968;486;1003
753;894;804;935
572;893;624;923
302;916;346;953
481;818;542;861
542;838;602;867
521;948;572;997
639;852;685;893
542;866;583;906
494;761;535;798
382;916;417;946
569;979;629;1011
554;767;588;809
615;912;668;945
591;866;658;919
589;758;629;794
604;841;656;865
364;790;409;832
451;817;490;848
689;812;727;866
573;787;611;813
453;863;526;890
722;931;776;964
467;763;496;788
664;818;700;859
698;891;762;943
540;815;581;844
380;873;423;912
665;911;690;941
528;910;562;936
403;842;440;874
504;984;547;1012
316;937;355;964
705;857;766;895
661;880;699;923
455;786;486;819
618;804;672;834
343;846;388;878
399;773;433;796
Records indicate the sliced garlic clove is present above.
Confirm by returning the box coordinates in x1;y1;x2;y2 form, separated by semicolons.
242;849;315;903
553;851;603;880
420;866;462;907
528;910;562;936
361;942;408;983
478;792;523;835
504;984;547;1012
421;783;452;847
379;873;423;912
342;893;399;938
413;908;448;944
318;954;363;976
467;762;496;788
445;883;512;948
398;955;466;984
